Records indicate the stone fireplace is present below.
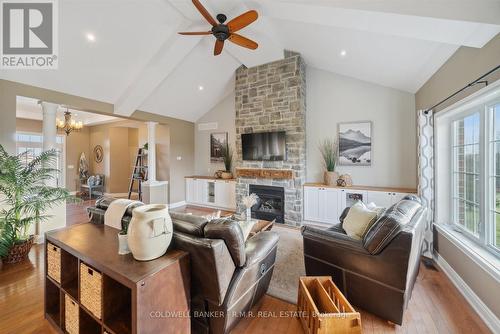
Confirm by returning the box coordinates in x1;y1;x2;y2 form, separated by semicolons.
235;51;306;226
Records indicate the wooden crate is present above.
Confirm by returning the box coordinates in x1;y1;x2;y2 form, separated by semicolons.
47;243;61;283
80;262;102;319
297;276;361;334
65;294;79;334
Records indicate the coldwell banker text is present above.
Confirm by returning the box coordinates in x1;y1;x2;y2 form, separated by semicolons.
1;0;58;69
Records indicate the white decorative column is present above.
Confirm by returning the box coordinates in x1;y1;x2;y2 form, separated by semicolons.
142;122;169;204
41;102;58;187
146;121;157;183
36;102;66;242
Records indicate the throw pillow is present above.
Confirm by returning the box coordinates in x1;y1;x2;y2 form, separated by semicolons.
366;202;386;216
237;219;256;241
343;201;378;240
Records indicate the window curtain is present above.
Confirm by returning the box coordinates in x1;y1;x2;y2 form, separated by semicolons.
417;109;435;259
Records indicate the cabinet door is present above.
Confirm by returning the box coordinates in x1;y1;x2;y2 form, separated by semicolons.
304;187;320;222
367;191;394;208
186;179;195;203
195;179;207;204
322;188;339;224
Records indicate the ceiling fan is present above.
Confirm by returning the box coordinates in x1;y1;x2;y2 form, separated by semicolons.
178;0;259;56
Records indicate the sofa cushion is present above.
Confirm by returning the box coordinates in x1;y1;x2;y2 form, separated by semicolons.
170;212;209;237
204;218;246;267
342;201;378;240
363;199;422;254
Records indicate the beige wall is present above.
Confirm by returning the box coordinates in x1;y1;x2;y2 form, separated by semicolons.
64;128;90;192
194;93;236;175
16;118;43;132
307;68;417;188
109;127;131;193
0;79;194;204
416;34;500;319
416;33;500;111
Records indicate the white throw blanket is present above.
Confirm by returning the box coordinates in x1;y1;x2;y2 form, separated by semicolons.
104;199;140;230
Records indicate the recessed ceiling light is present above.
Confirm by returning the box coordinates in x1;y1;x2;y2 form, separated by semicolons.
85;33;96;42
340;49;347;57
198;85;204;91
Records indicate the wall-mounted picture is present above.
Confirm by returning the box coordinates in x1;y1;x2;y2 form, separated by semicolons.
210;132;228;162
338;121;372;166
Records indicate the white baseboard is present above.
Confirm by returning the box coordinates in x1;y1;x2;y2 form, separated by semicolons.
168;201;186;209
434;253;500;333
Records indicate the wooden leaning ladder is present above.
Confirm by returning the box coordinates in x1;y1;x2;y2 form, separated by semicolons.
128;148;148;201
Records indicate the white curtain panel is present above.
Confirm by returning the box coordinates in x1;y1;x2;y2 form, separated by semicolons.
417;109;435;258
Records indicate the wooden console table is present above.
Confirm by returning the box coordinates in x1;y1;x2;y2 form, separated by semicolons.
45;223;190;334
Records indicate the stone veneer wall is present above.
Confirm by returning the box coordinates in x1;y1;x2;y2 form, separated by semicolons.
235;51;306;226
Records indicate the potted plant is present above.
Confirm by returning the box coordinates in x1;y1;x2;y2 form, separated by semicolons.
319;139;339;186
0;145;74;264
221;143;234;179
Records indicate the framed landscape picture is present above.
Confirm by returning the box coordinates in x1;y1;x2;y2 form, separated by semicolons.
210;132;228;162
338;121;372;166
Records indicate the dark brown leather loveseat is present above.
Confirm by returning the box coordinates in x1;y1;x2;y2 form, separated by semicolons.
301;196;426;325
170;212;279;334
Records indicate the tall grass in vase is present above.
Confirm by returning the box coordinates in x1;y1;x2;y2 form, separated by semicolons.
0;145;74;264
221;143;234;179
319;139;339;186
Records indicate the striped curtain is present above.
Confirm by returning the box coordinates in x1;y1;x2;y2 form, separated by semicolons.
417;110;435;258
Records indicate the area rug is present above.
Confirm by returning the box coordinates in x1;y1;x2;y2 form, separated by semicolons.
267;224;305;304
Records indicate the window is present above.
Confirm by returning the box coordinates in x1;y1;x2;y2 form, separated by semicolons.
15;132;65;187
490;103;500;249
449;97;500;256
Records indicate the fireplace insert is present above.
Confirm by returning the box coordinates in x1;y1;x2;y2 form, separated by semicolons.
248;184;284;223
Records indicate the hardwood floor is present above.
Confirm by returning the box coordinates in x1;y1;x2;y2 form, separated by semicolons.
0;202;489;333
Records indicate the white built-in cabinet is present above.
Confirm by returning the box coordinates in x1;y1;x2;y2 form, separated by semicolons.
185;177;236;210
304;184;415;224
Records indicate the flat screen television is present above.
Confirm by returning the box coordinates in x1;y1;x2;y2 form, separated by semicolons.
242;131;286;161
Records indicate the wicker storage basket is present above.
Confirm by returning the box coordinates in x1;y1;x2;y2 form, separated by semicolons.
298;276;361;334
80;262;102;319
65;294;79;334
47;243;61;283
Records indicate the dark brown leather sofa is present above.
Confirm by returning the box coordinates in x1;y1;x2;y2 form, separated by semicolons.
170;212;279;334
88;199;279;333
301;196;426;325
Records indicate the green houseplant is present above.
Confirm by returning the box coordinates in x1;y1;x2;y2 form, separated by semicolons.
319;139;339;186
221;143;234;179
0;145;74;264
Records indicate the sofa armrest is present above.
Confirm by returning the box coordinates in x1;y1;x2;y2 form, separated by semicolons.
245;231;279;266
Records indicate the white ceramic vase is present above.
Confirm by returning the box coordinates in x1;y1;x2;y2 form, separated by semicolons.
128;204;172;261
117;233;130;255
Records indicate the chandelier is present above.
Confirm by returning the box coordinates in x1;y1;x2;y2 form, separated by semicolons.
56;109;83;136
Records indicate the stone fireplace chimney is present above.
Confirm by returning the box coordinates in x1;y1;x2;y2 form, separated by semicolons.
234;51;306;226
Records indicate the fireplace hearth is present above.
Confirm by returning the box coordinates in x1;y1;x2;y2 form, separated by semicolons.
249;184;285;223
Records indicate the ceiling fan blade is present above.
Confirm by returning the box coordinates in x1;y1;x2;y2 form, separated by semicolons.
192;0;217;27
227;10;258;33
178;31;212;35
228;33;258;50
214;39;224;56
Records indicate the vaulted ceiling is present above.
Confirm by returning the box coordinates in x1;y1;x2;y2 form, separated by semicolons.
1;0;499;122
